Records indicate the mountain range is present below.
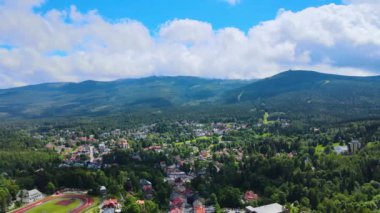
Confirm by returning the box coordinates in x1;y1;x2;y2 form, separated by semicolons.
0;70;379;120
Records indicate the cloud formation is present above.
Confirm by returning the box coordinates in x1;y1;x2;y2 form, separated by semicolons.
0;0;379;88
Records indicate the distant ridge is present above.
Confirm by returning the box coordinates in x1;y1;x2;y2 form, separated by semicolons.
0;71;379;120
0;76;250;119
225;70;380;120
231;70;380;101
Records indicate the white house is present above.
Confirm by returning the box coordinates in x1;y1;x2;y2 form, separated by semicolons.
245;203;286;213
18;189;44;203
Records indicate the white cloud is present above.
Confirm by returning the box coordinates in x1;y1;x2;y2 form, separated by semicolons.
0;0;379;88
159;19;213;44
223;0;240;6
343;0;380;4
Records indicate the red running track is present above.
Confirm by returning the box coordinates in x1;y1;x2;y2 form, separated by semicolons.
11;194;95;213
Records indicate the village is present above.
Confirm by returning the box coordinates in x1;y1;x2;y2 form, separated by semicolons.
18;120;289;213
9;114;366;213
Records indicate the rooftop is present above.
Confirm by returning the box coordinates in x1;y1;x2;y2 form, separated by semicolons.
246;203;284;213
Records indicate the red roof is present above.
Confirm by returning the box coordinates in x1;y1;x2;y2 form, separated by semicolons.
103;199;119;208
88;138;97;142
143;185;153;191
195;206;206;213
170;207;183;213
244;190;259;202
171;197;184;207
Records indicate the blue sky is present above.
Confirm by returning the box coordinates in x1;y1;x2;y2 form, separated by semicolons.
39;0;341;31
0;0;379;88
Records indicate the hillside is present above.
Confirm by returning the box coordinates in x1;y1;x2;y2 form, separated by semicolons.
228;70;380;120
0;76;250;119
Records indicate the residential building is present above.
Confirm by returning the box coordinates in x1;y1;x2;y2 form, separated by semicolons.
101;199;122;213
334;146;348;154
244;190;259;203
18;189;44;203
348;140;361;154
245;203;286;213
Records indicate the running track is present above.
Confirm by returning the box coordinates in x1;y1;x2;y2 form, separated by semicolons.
11;194;94;213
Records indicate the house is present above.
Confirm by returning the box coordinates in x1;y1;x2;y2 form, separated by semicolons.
136;200;145;205
245;203;286;213
100;186;107;195
18;189;44;203
140;179;152;187
140;179;154;199
118;139;129;149
244;190;259;202
99;143;106;153
101;199;122;213
87;138;97;143
170;207;183;213
79;137;89;142
168;171;187;179
170;197;185;210
144;145;162;152
199;150;210;159
193;199;205;213
204;206;215;213
334;145;348;154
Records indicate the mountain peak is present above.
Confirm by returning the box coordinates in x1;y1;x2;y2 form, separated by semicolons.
230;70;380;103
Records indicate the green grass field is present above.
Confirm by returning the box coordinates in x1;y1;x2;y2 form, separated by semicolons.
175;136;211;146
315;143;342;155
26;198;82;213
263;112;275;125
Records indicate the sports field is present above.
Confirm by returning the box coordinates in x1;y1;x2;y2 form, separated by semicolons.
26;198;81;213
12;194;95;213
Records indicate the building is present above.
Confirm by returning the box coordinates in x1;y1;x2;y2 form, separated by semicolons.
99;143;106;153
101;199;122;213
140;179;154;200
244;190;259;202
348;140;361;154
334;146;348;154
100;186;107;195
193;199;206;213
18;189;44;203
118;139;129;149
245;203;286;213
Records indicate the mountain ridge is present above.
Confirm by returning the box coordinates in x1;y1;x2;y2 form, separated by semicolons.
0;70;379;120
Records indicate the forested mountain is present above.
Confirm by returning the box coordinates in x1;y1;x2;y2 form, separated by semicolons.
230;70;380;101
0;70;379;120
0;76;250;119
227;70;380;120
